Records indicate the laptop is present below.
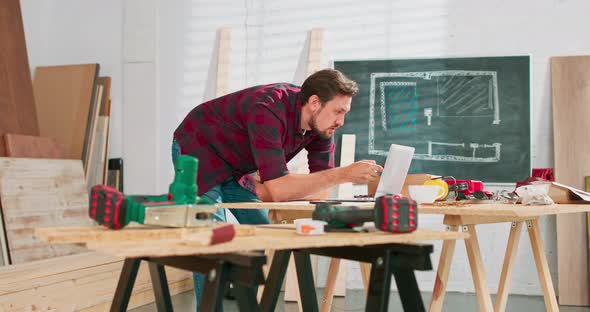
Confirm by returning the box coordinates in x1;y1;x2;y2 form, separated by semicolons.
321;143;415;203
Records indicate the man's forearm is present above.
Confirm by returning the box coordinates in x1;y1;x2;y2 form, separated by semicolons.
261;167;348;202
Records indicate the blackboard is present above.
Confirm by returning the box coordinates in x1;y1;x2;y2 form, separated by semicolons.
334;56;531;183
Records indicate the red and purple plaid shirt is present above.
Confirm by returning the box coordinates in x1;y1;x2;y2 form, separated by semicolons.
174;83;335;195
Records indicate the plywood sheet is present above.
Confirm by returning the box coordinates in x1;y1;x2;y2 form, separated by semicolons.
0;158;92;264
0;0;39;157
2;134;64;159
33;64;99;160
551;56;590;306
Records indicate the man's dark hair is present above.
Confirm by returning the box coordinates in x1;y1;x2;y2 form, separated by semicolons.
300;69;358;106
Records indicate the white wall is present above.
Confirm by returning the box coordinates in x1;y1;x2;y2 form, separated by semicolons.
21;0;590;296
21;0;124;161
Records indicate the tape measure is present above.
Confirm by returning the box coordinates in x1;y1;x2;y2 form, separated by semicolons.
423;179;449;200
295;218;326;235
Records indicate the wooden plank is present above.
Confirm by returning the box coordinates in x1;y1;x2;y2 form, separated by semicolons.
81;228;467;259
0;201;7;266
84;85;103;177
0;0;39;154
551;55;590;305
0;252;118;281
1;259;189;297
337;134;356;198
305;28;324;77
96;77;111;184
215;27;231;98
86;116;108;188
0;261;191;311
81;279;193;312
36;224;256;244
0;158;92;264
0;252;191;307
33;64;99;161
2;134;64;159
96;77;111;116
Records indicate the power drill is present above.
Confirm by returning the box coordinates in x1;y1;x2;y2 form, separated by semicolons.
312;195;418;233
89;155;215;230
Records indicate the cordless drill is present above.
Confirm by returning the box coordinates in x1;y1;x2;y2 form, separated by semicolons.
312;195;418;233
89;155;215;230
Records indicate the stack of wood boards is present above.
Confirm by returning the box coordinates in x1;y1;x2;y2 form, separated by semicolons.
0;251;193;311
0;0;40;156
552;55;590;306
0;158;92;265
32;65;112;188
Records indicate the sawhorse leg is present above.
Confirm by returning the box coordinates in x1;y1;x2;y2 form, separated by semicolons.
495;221;523;312
366;252;393;312
527;218;559;312
464;224;494;311
321;258;341;312
111;258;141;312
294;251;320;312
430;225;459;312
201;261;229;312
394;269;426;312
260;250;292;312
297;244;432;312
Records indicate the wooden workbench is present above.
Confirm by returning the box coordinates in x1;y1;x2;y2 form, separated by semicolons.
36;224;467;311
219;201;590;312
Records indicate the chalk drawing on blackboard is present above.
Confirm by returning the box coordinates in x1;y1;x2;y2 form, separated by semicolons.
369;70;501;162
379;81;418;131
414;141;501;162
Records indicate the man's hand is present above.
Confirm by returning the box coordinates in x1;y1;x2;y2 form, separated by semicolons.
341;160;383;184
259;161;383;202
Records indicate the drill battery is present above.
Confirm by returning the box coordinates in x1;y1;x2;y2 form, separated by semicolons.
374;194;418;233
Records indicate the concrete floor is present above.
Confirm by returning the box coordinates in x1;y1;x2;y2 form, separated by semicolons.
130;290;590;311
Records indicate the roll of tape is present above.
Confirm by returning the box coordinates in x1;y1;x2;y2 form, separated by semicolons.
295;218;326;235
423;179;449;200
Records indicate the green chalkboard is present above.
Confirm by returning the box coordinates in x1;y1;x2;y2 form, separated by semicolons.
334;56;531;183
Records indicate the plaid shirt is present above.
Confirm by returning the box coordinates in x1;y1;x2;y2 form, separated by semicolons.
174;83;335;195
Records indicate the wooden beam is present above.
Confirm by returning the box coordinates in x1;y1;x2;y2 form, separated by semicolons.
215;27;231;98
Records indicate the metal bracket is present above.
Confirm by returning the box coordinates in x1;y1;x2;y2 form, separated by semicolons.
526;220;533;229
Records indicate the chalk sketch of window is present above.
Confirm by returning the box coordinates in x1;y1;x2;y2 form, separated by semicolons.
368;71;501;162
379;81;418;131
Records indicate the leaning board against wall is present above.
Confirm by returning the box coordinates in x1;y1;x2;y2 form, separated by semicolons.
334;56;531;183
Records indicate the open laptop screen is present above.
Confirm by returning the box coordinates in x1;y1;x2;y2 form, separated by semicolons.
320;143;415;203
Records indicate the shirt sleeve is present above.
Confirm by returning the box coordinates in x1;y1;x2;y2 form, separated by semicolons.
247;103;289;182
305;135;335;173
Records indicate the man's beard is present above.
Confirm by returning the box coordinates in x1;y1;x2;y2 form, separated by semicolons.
309;112;334;140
